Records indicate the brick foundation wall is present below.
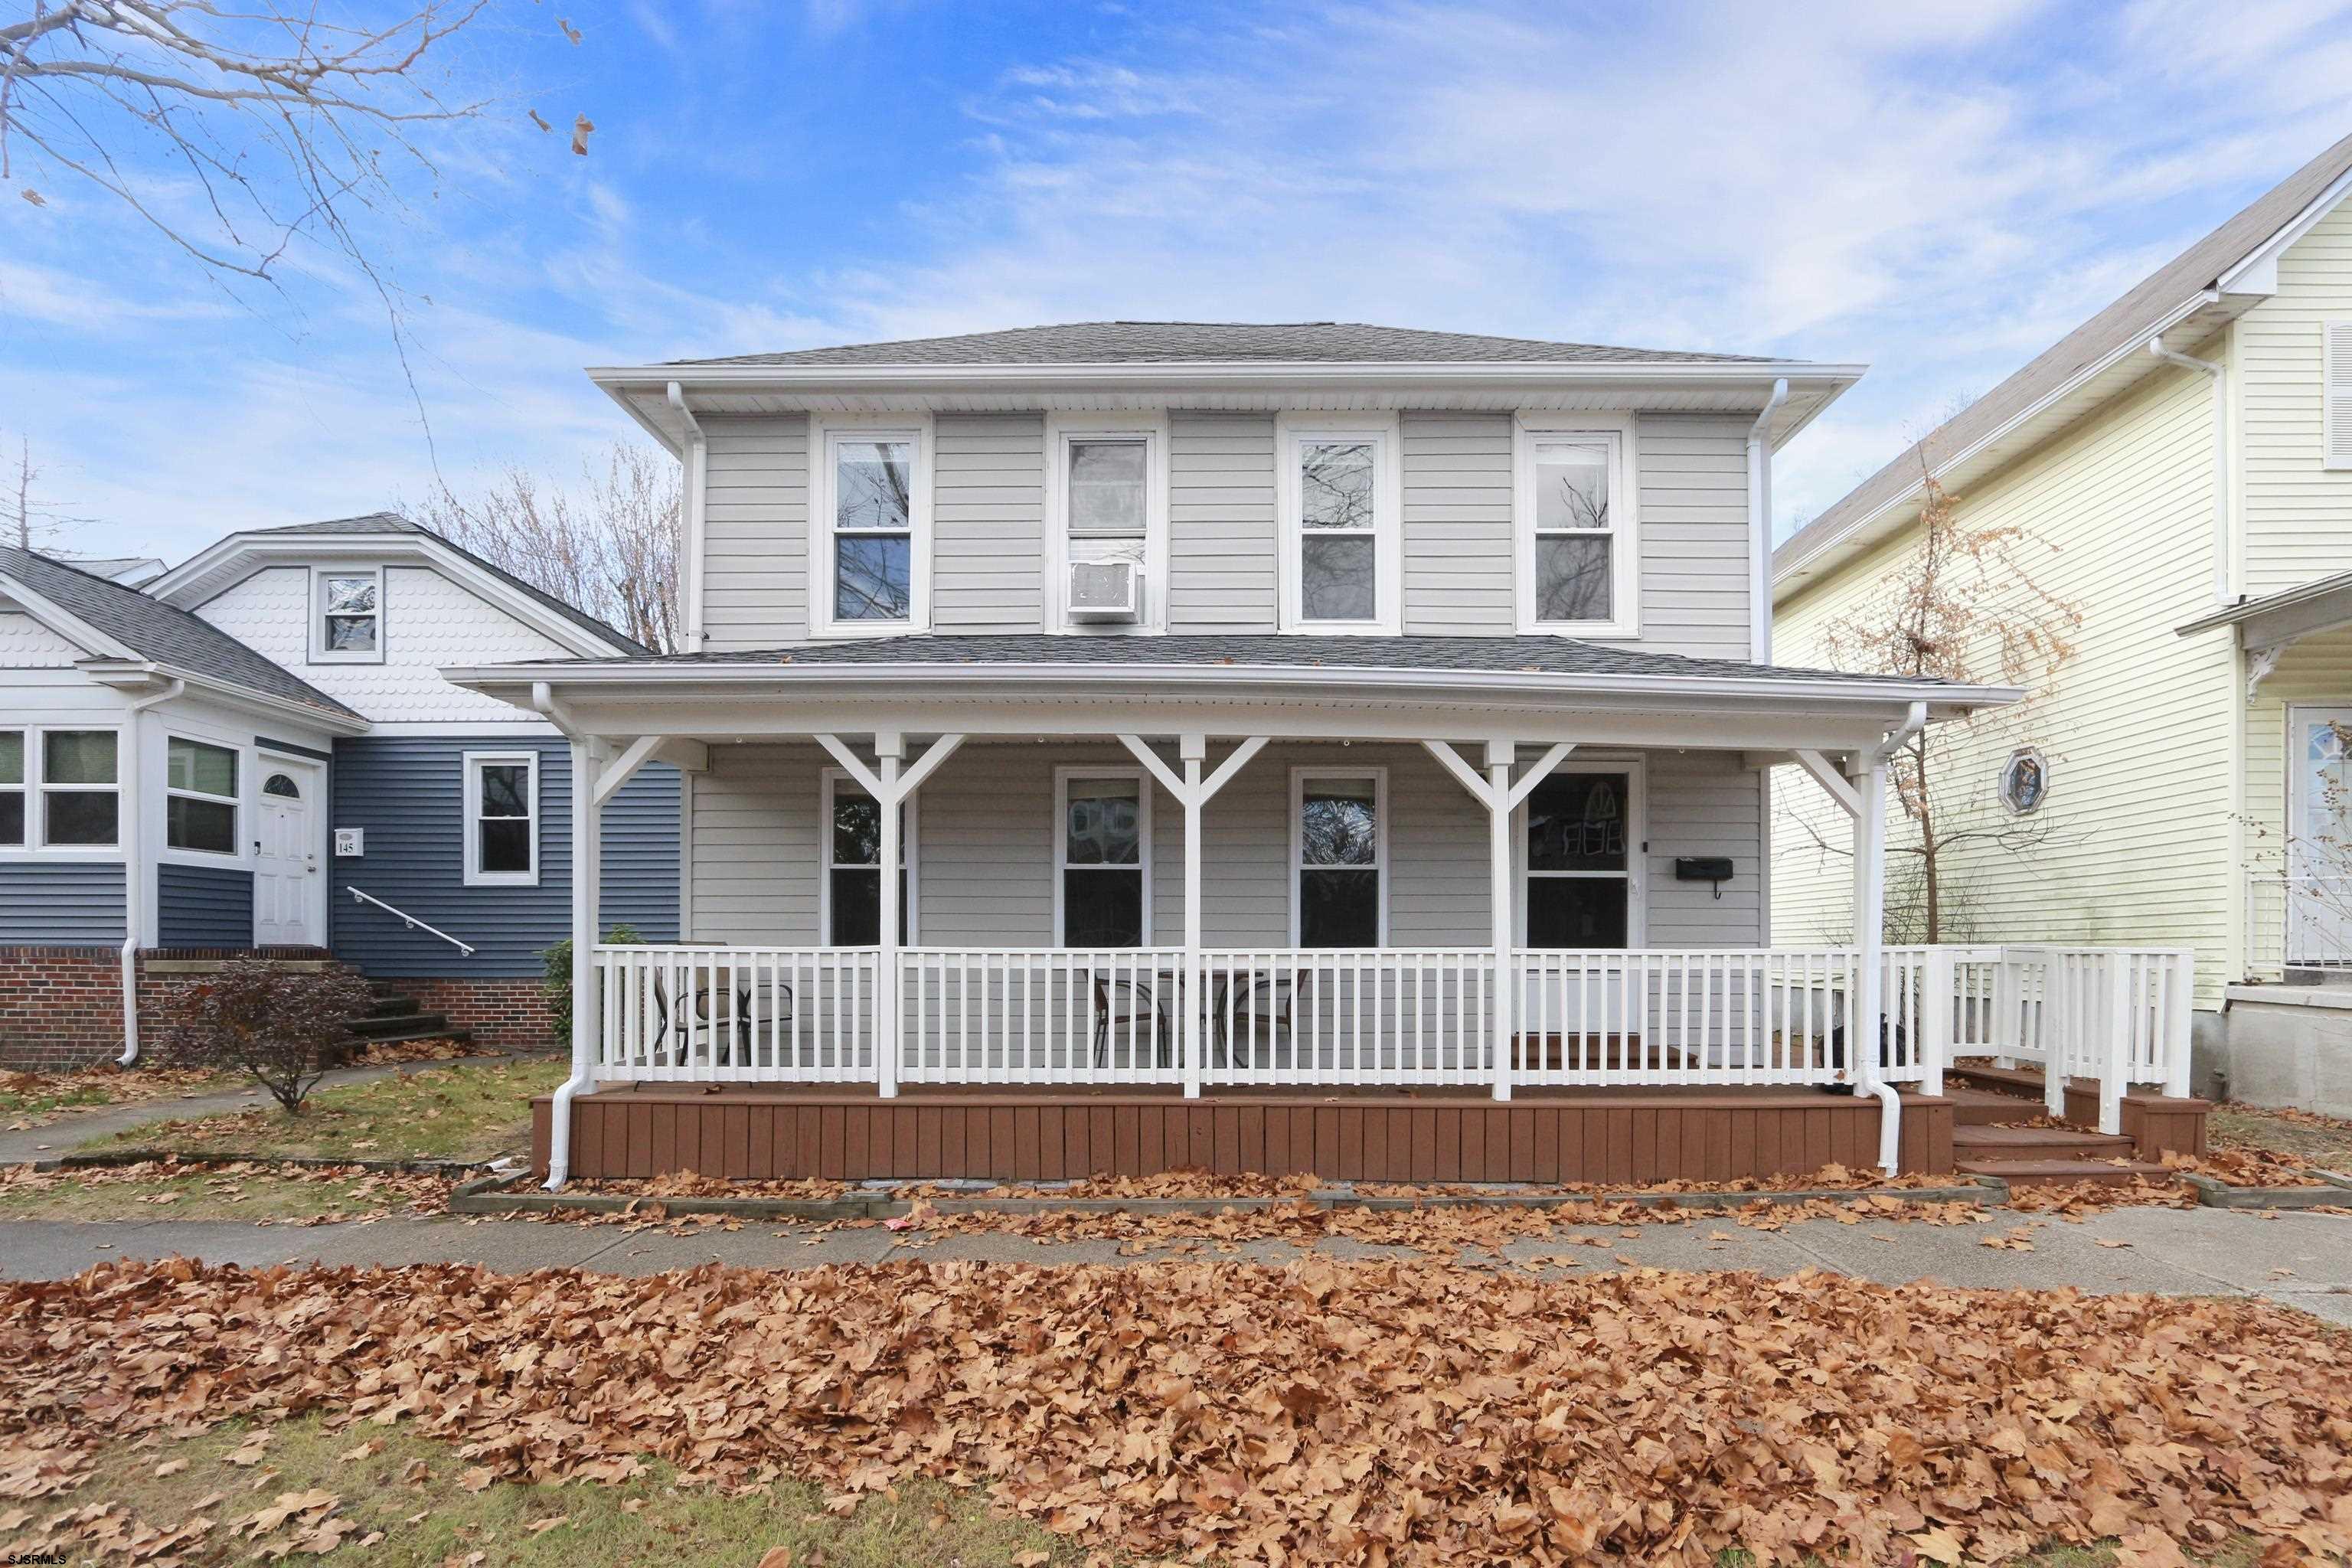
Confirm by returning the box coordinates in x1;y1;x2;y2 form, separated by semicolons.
403;976;557;1053
0;947;335;1073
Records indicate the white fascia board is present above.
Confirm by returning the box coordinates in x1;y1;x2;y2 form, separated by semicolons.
77;660;371;735
149;534;635;659
0;570;140;660
443;657;2018;714
592;358;1865;392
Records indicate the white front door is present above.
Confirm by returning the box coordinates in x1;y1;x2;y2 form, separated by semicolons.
2287;707;2352;965
253;760;321;946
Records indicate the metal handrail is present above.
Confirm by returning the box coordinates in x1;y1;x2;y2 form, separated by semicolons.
347;887;476;956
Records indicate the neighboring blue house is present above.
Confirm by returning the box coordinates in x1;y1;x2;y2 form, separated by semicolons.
0;518;681;1069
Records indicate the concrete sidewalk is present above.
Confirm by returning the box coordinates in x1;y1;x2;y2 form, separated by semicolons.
2;1207;2348;1322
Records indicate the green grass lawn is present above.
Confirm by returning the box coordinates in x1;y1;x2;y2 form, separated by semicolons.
0;1163;441;1222
0;1067;242;1127
76;1059;567;1163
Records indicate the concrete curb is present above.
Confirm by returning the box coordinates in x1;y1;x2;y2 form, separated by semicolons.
448;1178;1995;1223
34;1151;509;1178
2179;1170;2352;1210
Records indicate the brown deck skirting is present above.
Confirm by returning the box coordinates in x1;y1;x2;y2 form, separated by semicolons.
531;1084;1957;1183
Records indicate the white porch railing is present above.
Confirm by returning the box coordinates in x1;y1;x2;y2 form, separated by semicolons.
2246;872;2352;978
586;942;2194;1129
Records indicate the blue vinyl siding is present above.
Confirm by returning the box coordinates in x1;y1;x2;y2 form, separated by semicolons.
328;737;679;977
0;861;127;943
156;862;255;948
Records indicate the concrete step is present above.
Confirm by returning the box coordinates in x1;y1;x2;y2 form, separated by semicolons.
345;1014;469;1044
1953;1123;2140;1159
1957;1157;2177;1190
364;995;420;1019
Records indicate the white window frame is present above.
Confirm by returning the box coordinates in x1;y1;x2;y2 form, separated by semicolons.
1288;766;1389;947
1511;756;1648;946
1514;412;1639;638
163;733;241;861
462;750;539;887
2325;318;2352;471
309;565;385;663
818;767;919;946
0;726;122;856
808;413;934;639
1053;765;1153;947
1276;412;1402;635
1044;410;1169;633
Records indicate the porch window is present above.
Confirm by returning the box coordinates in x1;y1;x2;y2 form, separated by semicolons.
1293;770;1384;947
1524;772;1632;948
1515;416;1635;636
823;772;913;946
1058;770;1148;946
41;730;118;847
812;419;931;635
462;751;537;887
165;737;239;856
0;731;20;846
1279;416;1400;632
312;567;382;661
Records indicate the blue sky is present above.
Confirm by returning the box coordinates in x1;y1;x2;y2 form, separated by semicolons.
5;0;2352;564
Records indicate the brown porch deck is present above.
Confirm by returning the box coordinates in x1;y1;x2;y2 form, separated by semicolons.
531;1081;1958;1184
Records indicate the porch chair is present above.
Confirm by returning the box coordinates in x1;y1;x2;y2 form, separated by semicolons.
1210;969;1310;1068
648;974;792;1070
1091;974;1173;1069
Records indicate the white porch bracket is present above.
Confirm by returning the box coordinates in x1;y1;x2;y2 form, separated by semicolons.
590;733;668;810
1792;748;1861;819
1119;734;1270;1096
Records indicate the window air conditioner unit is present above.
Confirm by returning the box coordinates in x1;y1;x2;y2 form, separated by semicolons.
1067;558;1141;622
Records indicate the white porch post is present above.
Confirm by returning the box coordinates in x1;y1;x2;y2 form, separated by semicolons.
547;736;603;1189
1487;741;1516;1102
874;732;903;1099
1849;756;1886;1074
1181;735;1206;1100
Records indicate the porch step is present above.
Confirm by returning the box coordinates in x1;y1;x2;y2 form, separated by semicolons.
1949;1086;2037;1126
364;995;420;1020
1953;1123;2139;1160
339;980;471;1052
1949;1063;2050;1099
1956;1157;2179;1190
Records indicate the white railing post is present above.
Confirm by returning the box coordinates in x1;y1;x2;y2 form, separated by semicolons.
1486;743;1516;1102
2166;951;2193;1098
2044;952;2071;1120
2101;951;2131;1135
1919;946;1952;1097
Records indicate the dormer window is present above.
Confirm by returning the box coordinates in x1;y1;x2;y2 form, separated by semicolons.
1515;414;1637;637
312;567;383;662
810;416;932;637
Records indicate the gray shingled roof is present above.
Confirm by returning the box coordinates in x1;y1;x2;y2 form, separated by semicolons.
250;514;653;655
519;632;1962;688
1780;129;2352;573
0;544;362;721
677;322;1789;369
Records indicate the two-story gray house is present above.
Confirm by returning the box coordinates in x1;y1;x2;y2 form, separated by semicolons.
440;322;2207;1191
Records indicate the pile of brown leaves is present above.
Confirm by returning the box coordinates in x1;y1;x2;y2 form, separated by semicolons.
0;1160;451;1225
346;1036;498;1067
566;1171;857;1202
2004;1176;2199;1217
4;1257;2348;1566
2164;1146;2336;1189
0;1066;226;1131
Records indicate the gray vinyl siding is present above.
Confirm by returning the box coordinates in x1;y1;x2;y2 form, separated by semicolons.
156;863;253;948
702;414;809;652
1402;411;1515;634
687;742;1762;948
328;737;679;978
0;861;126;943
1635;414;1753;659
933;413;1046;632
1168;413;1279;633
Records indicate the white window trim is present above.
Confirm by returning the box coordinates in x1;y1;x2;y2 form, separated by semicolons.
2325;318;2352;471
309;565;385;664
0;725;122;857
462;750;538;887
818;766;919;946
808;413;934;639
1043;410;1170;634
1275;412;1403;635
1053;764;1153;947
1288;766;1389;947
1510;755;1648;946
1514;412;1640;639
163;734;241;861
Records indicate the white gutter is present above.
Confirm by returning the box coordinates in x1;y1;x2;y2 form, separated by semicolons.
2146;335;2232;605
593;358;1867;393
116;678;185;1065
1747;378;1789;663
666;382;709;654
532;681;590;1190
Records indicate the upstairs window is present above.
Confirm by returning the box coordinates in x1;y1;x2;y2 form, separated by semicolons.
1279;416;1400;633
41;730;118;847
812;419;930;636
1515;416;1636;636
822;772;913;946
1058;769;1148;947
1048;414;1167;631
312;567;382;662
165;737;239;856
463;751;537;887
1293;770;1384;947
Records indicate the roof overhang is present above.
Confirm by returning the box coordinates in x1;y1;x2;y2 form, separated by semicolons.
446;658;2013;755
78;660;370;735
0;568;139;661
589;359;1867;456
2177;570;2352;653
147;533;637;660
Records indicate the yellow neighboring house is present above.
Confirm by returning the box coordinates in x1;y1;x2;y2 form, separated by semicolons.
1772;129;2352;1116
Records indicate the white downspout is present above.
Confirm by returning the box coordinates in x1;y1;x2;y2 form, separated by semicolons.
1746;377;1789;665
2147;335;2230;605
532;680;594;1190
1857;700;1928;1174
666;381;709;654
116;678;185;1065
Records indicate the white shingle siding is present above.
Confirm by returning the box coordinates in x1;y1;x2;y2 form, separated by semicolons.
0;610;83;667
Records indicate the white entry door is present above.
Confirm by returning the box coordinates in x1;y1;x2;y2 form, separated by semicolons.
2287;707;2352;965
253;761;321;946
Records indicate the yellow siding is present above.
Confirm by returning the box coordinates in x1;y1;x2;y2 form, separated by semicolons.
1773;361;2237;1004
2236;198;2352;595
